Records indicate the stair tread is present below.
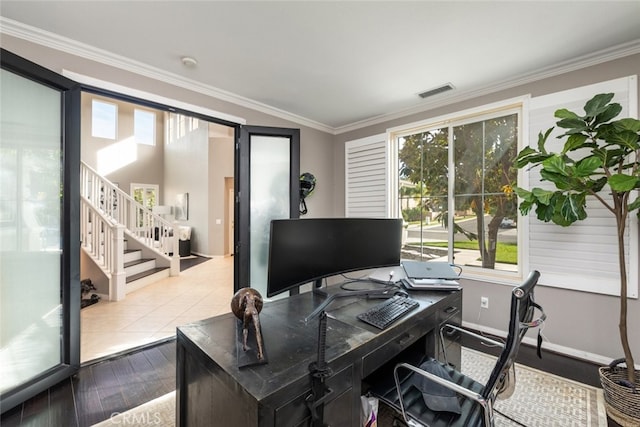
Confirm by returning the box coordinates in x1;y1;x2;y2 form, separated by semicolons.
124;258;156;268
126;267;169;283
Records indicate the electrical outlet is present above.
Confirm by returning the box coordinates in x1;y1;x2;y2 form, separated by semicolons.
480;296;489;309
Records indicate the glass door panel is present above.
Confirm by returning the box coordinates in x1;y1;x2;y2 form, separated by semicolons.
1;49;80;414
0;69;63;392
236;126;300;297
249;136;291;297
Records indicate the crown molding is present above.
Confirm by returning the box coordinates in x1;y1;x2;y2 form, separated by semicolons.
0;17;335;134
334;39;640;135
2;17;638;137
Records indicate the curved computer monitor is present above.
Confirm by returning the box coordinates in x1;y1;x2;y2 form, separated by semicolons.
266;217;403;298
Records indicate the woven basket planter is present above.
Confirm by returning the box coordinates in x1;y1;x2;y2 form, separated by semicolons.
598;365;640;426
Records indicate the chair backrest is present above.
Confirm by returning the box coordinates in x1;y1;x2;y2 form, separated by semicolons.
481;270;544;401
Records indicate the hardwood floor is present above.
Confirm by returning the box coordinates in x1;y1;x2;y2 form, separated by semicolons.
1;339;177;427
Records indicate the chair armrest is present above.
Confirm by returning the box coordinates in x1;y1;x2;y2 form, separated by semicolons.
440;324;505;348
438;324;504;367
393;362;490;425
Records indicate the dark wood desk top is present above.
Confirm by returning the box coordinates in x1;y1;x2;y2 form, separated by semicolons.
177;284;460;404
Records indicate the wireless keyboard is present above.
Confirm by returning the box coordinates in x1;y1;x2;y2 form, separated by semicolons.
357;295;419;330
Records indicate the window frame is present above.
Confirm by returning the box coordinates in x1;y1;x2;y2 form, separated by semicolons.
388;96;529;283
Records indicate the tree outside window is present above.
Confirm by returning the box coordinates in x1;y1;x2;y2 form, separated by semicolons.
398;112;519;272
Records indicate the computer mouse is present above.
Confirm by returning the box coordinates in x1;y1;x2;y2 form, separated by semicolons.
394;290;409;298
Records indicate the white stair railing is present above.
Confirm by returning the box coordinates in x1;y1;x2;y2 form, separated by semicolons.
80;197;127;300
80;162;180;300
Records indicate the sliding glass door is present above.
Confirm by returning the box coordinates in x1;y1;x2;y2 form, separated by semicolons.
0;49;81;413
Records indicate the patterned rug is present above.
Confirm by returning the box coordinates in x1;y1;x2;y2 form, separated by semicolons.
461;347;606;426
377;347;606;427
92;348;606;426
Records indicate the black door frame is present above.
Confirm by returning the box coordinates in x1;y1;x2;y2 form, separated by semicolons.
0;49;81;413
235;126;300;291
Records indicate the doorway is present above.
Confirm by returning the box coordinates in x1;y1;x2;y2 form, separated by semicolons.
79;93;237;362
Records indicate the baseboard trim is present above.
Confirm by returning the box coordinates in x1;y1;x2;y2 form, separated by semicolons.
463;321;622;367
461;321;607;388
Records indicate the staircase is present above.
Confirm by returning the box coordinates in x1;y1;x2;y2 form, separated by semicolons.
123;240;171;294
80;162;180;301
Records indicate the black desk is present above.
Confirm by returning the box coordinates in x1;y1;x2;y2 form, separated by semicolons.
176;285;462;426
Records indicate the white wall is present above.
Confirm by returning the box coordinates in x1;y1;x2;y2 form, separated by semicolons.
208;132;234;256
164;125;209;254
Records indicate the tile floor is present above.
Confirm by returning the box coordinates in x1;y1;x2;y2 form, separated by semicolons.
81;256;234;363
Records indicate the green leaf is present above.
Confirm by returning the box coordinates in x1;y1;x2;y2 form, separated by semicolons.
628;196;640;212
556;117;588;131
531;187;554;205
609;174;639;192
540;170;573;190
593;103;622;126
543;155;570;176
562;134;588;153
574;156;602;177
535;202;556;222
537;128;553;153
561;193;587;222
590;176;608;193
555;108;581;121
605;130;640;151
515;146;537;167
583;93;615;117
513;187;533;202
552;212;574;227
516;152;551;169
518;199;533;216
614;117;640;133
516;146;536;159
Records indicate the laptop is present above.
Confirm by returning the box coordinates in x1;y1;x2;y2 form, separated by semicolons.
401;260;461;290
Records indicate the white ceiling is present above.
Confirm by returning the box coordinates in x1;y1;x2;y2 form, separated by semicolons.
2;1;640;133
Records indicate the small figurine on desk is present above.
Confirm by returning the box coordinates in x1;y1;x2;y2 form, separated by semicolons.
230;287;265;361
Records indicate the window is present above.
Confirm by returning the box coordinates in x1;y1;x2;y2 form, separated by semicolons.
130;183;158;228
91;99;117;139
394;105;521;276
166;112;200;145
134;109;155;145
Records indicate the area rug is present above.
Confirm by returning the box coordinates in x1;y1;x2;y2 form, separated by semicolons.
92;348;606;426
179;255;210;271
460;347;607;427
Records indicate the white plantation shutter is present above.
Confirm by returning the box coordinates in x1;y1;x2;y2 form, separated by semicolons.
345;134;390;218
527;76;638;297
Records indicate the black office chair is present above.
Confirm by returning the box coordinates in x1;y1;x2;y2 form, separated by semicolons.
369;270;546;427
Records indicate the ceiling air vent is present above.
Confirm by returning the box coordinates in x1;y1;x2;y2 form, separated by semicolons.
418;83;454;99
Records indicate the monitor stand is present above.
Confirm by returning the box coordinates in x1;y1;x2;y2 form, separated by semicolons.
305;286;397;323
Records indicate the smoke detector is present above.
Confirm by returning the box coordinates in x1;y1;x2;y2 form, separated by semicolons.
181;56;198;68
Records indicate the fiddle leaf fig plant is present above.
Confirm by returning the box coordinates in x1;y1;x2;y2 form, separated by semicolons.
514;93;640;384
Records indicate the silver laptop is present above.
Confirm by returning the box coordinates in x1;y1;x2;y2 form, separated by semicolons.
402;260;460;280
401;260;461;290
